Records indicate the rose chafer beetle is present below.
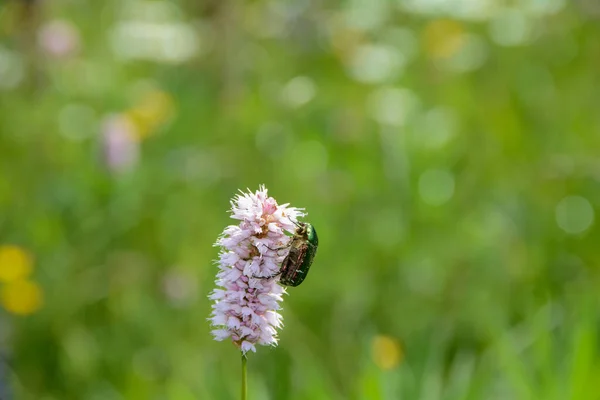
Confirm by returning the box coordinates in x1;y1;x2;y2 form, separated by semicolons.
278;221;319;287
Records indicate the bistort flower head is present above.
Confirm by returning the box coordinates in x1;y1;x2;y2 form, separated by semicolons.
209;186;305;354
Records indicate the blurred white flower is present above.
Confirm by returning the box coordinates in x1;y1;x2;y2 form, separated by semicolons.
110;22;199;64
38;20;81;58
209;186;304;354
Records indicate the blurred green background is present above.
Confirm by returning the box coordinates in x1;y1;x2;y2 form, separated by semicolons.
1;0;600;399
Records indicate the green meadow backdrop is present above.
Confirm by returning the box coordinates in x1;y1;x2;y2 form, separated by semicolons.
0;0;599;399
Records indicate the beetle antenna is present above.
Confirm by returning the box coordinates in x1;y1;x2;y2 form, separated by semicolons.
284;216;299;226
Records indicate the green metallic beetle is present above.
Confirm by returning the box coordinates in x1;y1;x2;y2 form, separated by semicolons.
278;221;318;287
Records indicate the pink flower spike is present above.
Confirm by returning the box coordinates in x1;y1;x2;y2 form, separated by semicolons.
209;186;305;354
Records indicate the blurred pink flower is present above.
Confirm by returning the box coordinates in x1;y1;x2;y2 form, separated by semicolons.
101;114;139;173
209;186;304;354
162;269;198;307
37;20;80;58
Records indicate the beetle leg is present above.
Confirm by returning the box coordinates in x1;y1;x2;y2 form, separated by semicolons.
251;271;281;280
267;245;287;251
261;244;289;253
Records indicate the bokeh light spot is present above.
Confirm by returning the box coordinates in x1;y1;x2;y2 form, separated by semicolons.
555;196;594;234
0;245;33;283
281;76;316;108
489;9;532;47
418;169;455;206
367;87;419;127
1;280;43;315
344;0;389;32
413;107;458;149
121;0;183;22
62;327;99;376
399;0;497;20
526;0;565;15
371;335;403;370
348;44;405;84
111;22;199;64
0;47;24;90
423;19;465;60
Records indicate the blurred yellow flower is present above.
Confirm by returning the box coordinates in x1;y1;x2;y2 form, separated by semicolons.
1;280;43;315
423;19;465;60
371;335;403;370
0;245;33;283
127;90;175;140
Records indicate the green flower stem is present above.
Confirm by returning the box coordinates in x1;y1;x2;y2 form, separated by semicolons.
241;352;247;400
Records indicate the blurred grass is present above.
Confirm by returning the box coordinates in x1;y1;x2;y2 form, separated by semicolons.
1;0;600;399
